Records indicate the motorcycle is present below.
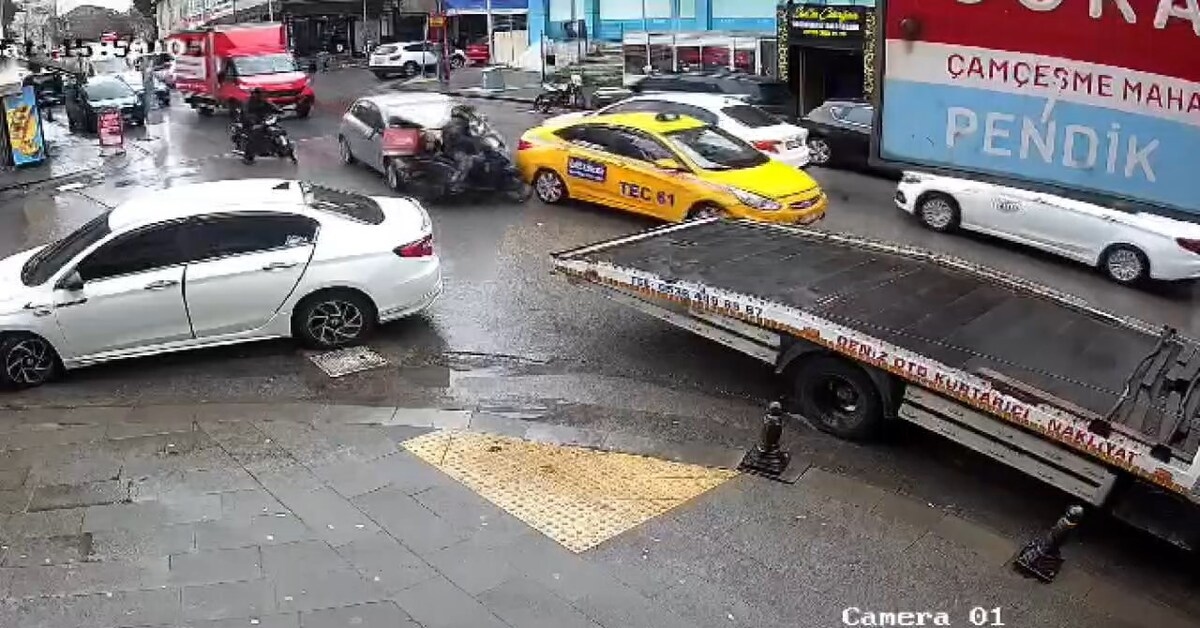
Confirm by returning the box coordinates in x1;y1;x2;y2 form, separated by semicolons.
382;111;531;203
533;74;585;113
230;114;297;165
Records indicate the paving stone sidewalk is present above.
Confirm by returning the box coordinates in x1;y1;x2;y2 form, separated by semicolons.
0;116;163;193
1;402;1198;628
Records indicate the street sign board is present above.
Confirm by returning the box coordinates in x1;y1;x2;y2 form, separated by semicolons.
97;109;124;152
872;0;1200;215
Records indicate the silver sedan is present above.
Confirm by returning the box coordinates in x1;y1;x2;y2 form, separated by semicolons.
337;92;465;190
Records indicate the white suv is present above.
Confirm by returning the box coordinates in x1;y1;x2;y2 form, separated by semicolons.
369;43;468;79
370;42;437;78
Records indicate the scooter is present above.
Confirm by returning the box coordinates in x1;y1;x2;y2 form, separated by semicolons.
230;115;297;165
534;74;585;113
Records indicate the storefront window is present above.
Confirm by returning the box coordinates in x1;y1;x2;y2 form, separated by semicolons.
624;44;648;75
649;44;673;74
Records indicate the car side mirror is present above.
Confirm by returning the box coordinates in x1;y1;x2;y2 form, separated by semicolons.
653;158;684;172
57;271;85;292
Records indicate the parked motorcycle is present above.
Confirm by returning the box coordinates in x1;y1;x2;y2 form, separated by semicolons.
534;74;585;113
230;115;297;165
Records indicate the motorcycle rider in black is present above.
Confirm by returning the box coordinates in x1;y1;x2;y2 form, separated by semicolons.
441;108;486;188
242;88;286;162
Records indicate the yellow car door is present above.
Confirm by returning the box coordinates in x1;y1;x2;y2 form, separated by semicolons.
551;125;623;204
606;126;705;221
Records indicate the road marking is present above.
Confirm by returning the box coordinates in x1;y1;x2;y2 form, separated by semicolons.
403;430;738;552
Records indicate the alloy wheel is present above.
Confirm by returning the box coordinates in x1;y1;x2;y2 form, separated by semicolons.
4;337;55;386
920;198;955;230
689;204;725;220
306;300;365;347
1106;249;1144;283
808;138;831;165
534;171;563;203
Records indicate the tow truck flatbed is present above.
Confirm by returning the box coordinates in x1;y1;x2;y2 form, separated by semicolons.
553;220;1200;530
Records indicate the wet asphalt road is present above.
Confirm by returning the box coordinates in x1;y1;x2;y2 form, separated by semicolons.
1;67;1195;413
5;68;1200;581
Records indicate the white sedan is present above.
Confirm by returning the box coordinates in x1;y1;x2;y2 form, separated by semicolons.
895;172;1200;285
543;92;811;168
0;179;443;389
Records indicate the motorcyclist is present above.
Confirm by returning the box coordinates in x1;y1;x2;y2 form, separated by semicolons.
242;88;283;158
441;107;486;187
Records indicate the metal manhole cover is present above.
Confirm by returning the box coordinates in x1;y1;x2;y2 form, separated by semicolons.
308;346;389;378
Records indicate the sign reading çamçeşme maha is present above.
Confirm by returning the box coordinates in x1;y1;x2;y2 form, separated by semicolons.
876;0;1200;214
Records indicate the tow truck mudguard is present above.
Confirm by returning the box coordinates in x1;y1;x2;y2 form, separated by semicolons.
775;335;905;420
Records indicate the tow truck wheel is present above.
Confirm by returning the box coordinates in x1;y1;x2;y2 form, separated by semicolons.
791;355;885;441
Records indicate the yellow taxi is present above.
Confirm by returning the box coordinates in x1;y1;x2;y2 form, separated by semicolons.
515;112;827;224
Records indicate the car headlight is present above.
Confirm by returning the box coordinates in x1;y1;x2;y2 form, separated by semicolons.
901;172;923;184
729;187;782;211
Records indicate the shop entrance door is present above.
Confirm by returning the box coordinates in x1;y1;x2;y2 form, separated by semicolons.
798;47;864;114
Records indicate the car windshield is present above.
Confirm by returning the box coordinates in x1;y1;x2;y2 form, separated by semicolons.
231;53;298;76
664;125;768;170
90;58;128;75
722;104;780;128
21;211;113;286
86;78;135;100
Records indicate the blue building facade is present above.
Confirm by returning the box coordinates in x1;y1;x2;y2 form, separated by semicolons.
528;0;875;44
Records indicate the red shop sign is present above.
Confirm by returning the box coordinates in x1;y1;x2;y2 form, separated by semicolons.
97;109;123;149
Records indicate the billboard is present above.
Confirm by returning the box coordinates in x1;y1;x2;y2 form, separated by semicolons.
3;86;46;167
873;0;1200;214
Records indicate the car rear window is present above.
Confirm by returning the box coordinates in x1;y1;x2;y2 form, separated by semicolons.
721;104;779;128
300;182;384;225
375;45;397;54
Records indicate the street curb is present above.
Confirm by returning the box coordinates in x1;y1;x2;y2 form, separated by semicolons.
0;167;92;194
0;401;751;471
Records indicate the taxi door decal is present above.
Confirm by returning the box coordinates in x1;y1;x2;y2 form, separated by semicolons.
614;161;682;220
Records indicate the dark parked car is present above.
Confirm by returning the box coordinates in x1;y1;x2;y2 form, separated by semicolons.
629;72;793;118
796;99;875;168
65;75;145;133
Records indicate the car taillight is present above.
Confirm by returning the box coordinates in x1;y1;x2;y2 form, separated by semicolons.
1177;238;1200;255
395;234;434;258
517;139;532;150
753;140;780;153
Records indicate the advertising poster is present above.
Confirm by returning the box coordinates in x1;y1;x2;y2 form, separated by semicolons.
3;86;47;167
874;0;1200;214
97;109;124;150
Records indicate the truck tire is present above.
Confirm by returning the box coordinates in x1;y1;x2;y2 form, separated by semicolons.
791;355;885;441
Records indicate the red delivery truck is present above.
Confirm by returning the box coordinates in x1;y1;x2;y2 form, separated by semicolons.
170;23;315;119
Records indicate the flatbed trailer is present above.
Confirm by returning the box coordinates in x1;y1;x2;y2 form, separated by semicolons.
553;219;1200;549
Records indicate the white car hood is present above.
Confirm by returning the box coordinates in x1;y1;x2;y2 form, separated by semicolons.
544;111;592;127
0;247;44;316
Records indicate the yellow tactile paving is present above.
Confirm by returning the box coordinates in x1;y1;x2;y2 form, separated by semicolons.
402;430;739;553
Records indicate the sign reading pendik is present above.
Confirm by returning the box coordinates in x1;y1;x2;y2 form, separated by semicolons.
875;0;1200;214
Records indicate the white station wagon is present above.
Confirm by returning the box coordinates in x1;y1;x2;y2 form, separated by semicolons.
0;179;442;389
896;171;1200;285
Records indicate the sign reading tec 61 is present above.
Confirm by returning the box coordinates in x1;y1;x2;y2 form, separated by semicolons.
875;0;1200;214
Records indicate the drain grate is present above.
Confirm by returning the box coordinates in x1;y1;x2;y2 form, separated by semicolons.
308;346;389;378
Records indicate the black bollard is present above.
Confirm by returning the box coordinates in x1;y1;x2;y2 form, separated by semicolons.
1014;505;1085;583
739;402;805;483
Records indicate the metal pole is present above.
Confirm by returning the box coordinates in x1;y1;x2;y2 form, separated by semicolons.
268;0;273;21
641;0;648;73
363;0;368;55
485;0;492;65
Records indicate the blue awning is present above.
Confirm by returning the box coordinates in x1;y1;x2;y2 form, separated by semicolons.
445;0;528;11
